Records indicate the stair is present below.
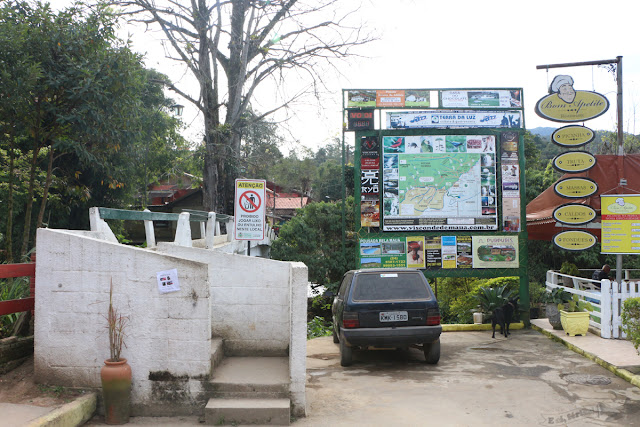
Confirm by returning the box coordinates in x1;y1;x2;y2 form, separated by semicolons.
205;346;290;425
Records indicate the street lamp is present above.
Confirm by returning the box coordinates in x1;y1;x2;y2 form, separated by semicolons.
170;104;184;116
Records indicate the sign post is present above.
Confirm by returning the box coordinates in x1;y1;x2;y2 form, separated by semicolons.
234;179;266;245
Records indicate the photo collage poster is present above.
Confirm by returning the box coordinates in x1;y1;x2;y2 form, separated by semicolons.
360;136;380;227
358;235;518;269
500;131;521;232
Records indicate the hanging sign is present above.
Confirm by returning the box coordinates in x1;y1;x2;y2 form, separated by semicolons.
234;179;266;240
553;230;597;251
553;204;597;225
552;151;597;173
535;75;609;122
552;125;595;148
554;177;598;199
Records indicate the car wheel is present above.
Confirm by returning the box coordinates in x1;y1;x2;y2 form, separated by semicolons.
339;336;353;366
423;339;440;364
332;325;339;343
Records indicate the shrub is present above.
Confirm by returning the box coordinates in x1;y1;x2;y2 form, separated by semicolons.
622;297;640;354
474;285;511;315
307;316;332;339
0;277;30;338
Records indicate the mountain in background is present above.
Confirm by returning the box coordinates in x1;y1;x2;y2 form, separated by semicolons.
528;127;557;138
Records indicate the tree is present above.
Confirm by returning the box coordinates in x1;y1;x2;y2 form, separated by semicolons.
0;1;190;260
113;0;373;214
271;197;355;293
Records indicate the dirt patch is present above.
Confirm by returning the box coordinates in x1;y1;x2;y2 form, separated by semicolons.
0;355;88;407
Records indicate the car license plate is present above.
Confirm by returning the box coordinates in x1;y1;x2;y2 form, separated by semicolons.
379;311;408;322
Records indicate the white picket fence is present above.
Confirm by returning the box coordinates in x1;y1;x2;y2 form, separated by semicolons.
546;270;640;339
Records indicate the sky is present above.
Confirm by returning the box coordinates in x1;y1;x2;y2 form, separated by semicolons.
53;0;640;152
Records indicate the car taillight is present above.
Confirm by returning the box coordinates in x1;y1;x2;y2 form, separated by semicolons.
426;309;440;326
343;311;359;328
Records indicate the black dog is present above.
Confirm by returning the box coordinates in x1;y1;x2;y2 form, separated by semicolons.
492;297;519;339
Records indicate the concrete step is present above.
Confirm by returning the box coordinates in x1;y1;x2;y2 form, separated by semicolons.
205;397;290;425
209;357;289;398
211;337;225;372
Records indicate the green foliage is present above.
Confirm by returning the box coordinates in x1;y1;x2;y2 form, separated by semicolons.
0;276;30;338
271;198;356;294
307;316;332;340
542;287;572;304
474;285;512;315
529;282;546;304
622;297;640;354
561;294;593;313
0;1;194;260
560;261;580;276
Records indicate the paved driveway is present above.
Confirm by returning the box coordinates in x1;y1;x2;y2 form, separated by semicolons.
299;330;640;426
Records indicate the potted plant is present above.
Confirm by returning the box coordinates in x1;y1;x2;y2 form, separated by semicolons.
559;261;580;287
101;280;131;425
529;282;546;319
542;288;571;330
473;285;511;323
560;294;594;337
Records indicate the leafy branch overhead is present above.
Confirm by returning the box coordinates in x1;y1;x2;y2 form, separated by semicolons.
111;0;375;213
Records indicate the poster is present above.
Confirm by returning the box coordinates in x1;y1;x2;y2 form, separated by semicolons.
157;268;181;294
472;236;519;268
456;236;473;268
360;169;379;198
361;200;380;227
406;236;425;269
382;135;498;231
361;136;380;169
348;89;430;108
425;237;442;268
387;110;522;129
440;90;522;108
502;198;521;232
441;236;457;269
601;194;640;254
360;238;406;268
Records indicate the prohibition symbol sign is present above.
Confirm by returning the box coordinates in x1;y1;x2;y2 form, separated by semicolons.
239;190;261;212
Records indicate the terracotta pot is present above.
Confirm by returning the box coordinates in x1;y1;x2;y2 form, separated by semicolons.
101;358;132;425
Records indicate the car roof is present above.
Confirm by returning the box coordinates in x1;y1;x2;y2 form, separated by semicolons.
348;268;424;275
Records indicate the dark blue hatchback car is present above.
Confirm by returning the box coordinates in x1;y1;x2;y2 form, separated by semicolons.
332;268;442;366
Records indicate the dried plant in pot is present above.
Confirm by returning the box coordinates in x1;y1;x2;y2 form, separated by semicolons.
101;280;131;425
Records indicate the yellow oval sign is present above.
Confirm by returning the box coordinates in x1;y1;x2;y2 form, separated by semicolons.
553;230;597;251
535;91;609;122
553;151;597;173
552;125;595;148
553;204;597;225
554;177;598;199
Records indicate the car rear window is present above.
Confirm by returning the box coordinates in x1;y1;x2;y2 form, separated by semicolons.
351;272;430;302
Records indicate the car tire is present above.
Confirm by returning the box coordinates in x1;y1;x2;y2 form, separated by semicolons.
340;336;353;367
423;339;440;364
332;325;339;343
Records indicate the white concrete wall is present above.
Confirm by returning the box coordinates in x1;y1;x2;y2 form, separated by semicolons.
34;228;212;414
156;243;293;356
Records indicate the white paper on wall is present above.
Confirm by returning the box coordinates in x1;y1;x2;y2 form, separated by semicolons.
157;268;181;294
